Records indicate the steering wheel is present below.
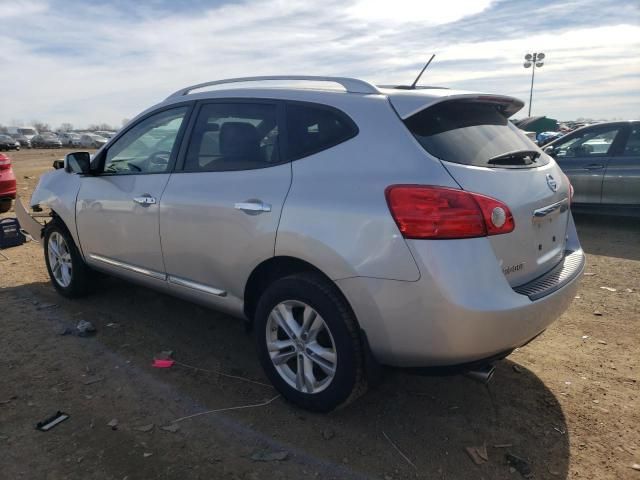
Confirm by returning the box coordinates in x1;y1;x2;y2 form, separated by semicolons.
147;151;171;167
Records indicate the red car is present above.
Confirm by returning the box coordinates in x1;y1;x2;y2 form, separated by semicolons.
0;153;17;213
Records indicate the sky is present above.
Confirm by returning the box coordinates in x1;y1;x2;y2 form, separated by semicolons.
1;0;638;128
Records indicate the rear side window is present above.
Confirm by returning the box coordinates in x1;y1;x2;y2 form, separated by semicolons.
405;100;548;168
553;127;622;158
184;103;280;172
285;103;358;160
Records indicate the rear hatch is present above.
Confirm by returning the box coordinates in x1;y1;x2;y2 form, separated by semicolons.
399;96;571;287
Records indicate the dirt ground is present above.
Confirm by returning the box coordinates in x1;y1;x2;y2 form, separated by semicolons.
1;148;638;480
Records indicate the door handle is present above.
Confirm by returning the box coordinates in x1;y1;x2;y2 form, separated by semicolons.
583;163;604;170
133;195;157;206
234;200;272;214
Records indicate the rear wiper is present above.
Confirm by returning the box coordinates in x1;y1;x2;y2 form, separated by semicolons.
488;150;541;165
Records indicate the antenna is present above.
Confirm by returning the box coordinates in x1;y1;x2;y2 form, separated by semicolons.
410;54;436;89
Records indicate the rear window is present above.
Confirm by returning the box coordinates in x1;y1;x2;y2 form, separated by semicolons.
286;103;358;160
404;100;548;168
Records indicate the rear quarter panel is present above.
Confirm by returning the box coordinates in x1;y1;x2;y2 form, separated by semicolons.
275;95;458;281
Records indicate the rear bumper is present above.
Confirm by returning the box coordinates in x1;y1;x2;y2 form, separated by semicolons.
337;218;584;367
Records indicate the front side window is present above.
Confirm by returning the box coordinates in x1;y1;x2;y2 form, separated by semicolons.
104;107;188;174
285;103;358;160
184;103;279;172
553;127;622;158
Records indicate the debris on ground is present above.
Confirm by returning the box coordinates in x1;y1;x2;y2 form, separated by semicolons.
35;302;58;311
250;449;289;462
36;411;69;431
630;463;640;471
0;395;18;405
143;452;153;458
106;322;119;328
161;424;180;433
152;359;175;368
593;310;603;316
584;272;597;276
383;431;417;469
512;365;523;373
322;428;335;440
133;424;155;432
465;445;488;465
598;340;607;345
61;320;97;337
83;376;103;385
107;418;118;430
172;394;281;423
152;350;176;368
506;453;533;478
600;286;617;292
582;335;590;340
76;320;96;337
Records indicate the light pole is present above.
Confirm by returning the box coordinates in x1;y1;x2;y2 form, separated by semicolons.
523;52;545;117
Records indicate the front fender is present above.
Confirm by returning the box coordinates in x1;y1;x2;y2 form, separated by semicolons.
29;169;82;248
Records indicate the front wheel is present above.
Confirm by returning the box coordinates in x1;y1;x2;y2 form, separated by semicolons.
44;221;91;297
254;273;367;412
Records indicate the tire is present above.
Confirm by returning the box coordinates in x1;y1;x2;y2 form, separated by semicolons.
43;220;91;298
254;272;367;412
0;199;12;214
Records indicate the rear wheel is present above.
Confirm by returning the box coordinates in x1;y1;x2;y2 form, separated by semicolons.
254;273;367;412
44;220;91;297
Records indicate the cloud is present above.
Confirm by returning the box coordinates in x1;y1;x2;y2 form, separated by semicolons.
0;0;47;18
0;0;638;127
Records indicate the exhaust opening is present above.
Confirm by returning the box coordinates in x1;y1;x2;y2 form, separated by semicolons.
465;364;495;384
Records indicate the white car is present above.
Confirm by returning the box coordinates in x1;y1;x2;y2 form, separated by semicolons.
79;134;108;149
57;132;82;146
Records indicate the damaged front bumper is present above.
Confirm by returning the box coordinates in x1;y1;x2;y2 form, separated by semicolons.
15;196;46;242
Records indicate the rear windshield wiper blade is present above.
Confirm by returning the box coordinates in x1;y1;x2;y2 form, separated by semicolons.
488;150;541;165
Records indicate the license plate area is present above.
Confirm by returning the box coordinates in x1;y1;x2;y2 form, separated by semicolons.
532;199;570;266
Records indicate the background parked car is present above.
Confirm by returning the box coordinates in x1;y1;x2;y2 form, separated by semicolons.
57;132;82;146
8;133;32;149
0;153;16;213
31;133;63;149
79;133;108;148
95;130;116;139
0;134;21;151
546;120;640;215
6;126;38;142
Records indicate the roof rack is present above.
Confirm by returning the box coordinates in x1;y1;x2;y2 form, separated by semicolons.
166;76;380;99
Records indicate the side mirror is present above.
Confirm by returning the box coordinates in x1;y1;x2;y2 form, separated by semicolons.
543;145;556;156
65;152;91;174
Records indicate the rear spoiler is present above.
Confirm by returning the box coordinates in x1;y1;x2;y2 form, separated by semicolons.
388;93;525;120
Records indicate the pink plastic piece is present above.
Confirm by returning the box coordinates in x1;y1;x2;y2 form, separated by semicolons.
152;359;175;368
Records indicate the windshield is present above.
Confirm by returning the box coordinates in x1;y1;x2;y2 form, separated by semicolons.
404;99;549;168
19;128;37;135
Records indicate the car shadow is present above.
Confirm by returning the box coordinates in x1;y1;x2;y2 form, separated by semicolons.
573;212;640;261
3;279;570;479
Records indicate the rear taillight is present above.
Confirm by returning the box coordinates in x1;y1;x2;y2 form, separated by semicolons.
385;185;515;239
0;153;11;170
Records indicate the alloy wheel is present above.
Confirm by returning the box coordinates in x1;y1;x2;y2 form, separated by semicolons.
266;300;337;394
48;231;73;287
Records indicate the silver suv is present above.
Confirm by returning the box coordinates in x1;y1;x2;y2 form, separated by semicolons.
18;76;584;411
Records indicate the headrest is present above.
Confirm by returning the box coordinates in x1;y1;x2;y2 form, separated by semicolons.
219;122;260;158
